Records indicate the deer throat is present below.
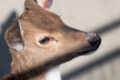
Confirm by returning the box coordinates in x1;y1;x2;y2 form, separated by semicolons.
46;66;61;80
10;50;61;80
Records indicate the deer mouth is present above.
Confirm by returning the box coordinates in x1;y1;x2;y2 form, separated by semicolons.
76;46;100;55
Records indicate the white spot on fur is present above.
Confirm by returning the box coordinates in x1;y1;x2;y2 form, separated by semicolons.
12;44;23;51
11;62;13;66
11;61;21;74
18;21;24;35
46;66;61;80
11;71;15;74
37;0;43;7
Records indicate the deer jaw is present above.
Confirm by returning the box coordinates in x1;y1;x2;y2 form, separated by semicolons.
4;0;101;80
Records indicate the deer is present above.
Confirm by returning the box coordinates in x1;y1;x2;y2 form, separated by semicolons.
1;0;101;80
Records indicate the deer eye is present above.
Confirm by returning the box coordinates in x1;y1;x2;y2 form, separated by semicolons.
39;37;50;44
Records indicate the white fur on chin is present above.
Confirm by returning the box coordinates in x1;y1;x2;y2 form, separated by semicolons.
86;50;96;55
46;66;61;80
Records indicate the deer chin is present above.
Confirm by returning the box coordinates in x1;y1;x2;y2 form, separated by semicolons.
76;47;98;56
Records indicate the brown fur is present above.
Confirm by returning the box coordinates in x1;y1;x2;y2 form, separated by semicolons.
2;0;101;80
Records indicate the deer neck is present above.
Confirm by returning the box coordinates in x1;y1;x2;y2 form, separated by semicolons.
10;49;61;80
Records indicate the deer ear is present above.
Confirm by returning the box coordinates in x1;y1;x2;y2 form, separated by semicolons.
36;0;53;10
5;21;24;51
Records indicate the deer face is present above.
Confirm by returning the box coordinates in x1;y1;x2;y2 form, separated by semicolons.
5;0;101;70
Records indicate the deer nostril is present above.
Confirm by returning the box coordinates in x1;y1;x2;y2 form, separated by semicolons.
87;33;101;48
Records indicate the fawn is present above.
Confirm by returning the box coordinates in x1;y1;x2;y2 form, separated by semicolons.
2;0;101;80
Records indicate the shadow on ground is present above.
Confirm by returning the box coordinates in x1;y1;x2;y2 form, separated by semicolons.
62;48;120;80
0;11;17;78
92;19;120;35
62;19;120;80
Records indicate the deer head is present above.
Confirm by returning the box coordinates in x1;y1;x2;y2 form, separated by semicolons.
4;0;101;80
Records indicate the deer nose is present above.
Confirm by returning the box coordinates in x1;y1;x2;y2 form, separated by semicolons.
87;33;101;48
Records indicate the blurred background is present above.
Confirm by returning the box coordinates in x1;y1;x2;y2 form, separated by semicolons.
0;0;120;80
